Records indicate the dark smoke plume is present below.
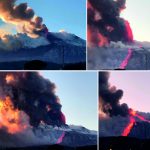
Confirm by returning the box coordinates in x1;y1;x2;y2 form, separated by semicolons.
0;72;66;127
99;72;129;116
88;0;133;46
0;0;48;37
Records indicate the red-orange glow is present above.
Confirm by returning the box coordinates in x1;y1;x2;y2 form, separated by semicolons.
129;109;136;116
130;109;150;123
87;1;93;10
119;48;132;69
98;33;108;47
87;1;108;47
0;97;28;134
122;109;150;136
122;117;135;136
124;20;133;42
87;26;108;47
5;74;15;84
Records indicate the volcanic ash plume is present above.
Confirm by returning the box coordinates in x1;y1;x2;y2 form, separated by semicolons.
0;0;48;38
0;0;50;50
0;72;68;147
88;0;133;47
0;33;49;51
99;72;150;137
99;72;129;117
0;72;66;130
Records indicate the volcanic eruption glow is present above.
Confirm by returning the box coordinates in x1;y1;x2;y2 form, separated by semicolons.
88;0;134;47
5;74;15;83
122;109;150;136
0;96;29;134
99;72;150;138
0;72;68;147
122;116;135;136
0;72;66;130
119;48;132;69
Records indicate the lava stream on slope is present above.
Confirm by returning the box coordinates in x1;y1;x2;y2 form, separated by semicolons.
122;109;150;136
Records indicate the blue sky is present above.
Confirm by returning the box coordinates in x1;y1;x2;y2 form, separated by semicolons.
121;0;150;42
16;0;86;39
110;72;150;113
41;72;98;130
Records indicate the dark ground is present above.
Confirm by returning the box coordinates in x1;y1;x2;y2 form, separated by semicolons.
0;144;97;150
0;60;86;70
99;137;150;150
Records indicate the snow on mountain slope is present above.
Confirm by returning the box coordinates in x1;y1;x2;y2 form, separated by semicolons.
0;32;86;64
88;41;150;70
51;32;85;47
0;124;97;148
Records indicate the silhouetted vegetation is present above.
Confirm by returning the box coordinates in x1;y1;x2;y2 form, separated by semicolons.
99;137;150;150
1;144;97;150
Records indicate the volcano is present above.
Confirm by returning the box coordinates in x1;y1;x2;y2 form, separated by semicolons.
99;111;150;150
99;71;150;149
87;0;150;70
0;124;97;149
0;72;97;149
0;0;86;70
99;109;150;137
88;41;150;70
0;32;86;70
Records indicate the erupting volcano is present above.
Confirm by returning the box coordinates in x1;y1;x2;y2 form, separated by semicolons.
87;0;133;47
0;0;86;70
0;96;29;134
88;0;150;70
0;72;66;130
99;71;150;148
122;109;150;136
99;72;150;139
0;72;97;149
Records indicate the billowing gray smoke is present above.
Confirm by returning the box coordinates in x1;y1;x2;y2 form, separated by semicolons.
0;72;66;127
99;72;129;116
88;0;133;46
0;0;48;37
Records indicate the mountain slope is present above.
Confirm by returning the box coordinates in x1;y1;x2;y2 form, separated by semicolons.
0;125;97;148
0;32;86;70
88;41;150;70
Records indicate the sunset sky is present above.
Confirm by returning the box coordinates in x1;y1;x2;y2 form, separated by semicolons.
110;72;150;113
121;0;150;42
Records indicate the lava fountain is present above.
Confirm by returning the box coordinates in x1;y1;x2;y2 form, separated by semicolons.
0;96;29;134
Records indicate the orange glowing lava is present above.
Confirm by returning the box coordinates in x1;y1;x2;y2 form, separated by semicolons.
122;109;150;136
130;109;150;123
119;48;132;69
129;109;136;116
0;97;28;134
5;74;15;84
122;117;135;136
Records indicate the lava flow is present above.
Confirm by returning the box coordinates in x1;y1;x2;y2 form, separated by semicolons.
119;48;132;69
122;109;150;136
129;109;150;123
122;116;135;136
